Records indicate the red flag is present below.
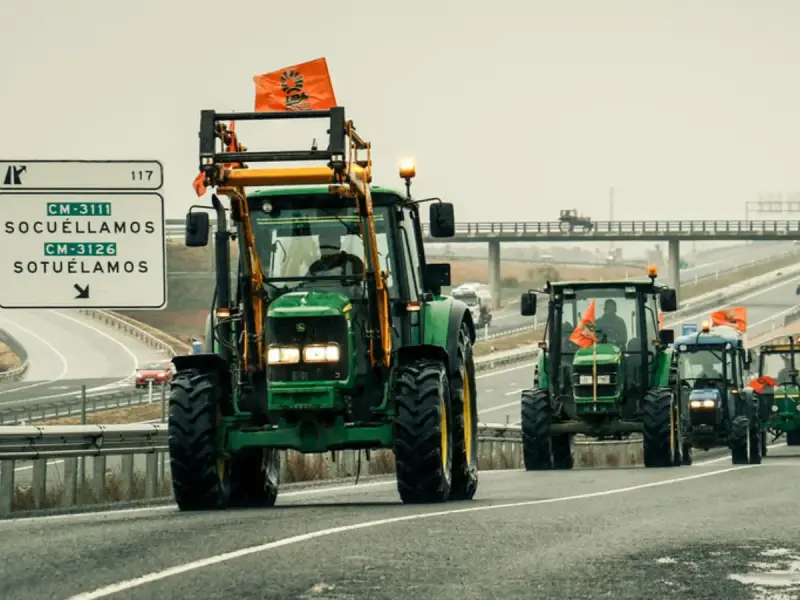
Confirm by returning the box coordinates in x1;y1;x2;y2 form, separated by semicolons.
569;299;597;349
711;307;746;332
748;375;777;393
253;58;337;112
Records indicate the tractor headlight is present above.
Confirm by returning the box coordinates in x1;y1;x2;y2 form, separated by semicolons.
302;344;340;363
597;375;612;385
689;399;716;409
266;346;301;365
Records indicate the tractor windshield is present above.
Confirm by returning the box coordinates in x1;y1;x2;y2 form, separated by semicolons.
247;197;394;298
561;287;640;352
677;347;732;385
760;351;796;385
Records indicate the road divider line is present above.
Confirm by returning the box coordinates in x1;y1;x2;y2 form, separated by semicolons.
67;465;750;599
0;317;68;396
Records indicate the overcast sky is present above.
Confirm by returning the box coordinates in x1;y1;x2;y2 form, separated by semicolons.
2;0;800;254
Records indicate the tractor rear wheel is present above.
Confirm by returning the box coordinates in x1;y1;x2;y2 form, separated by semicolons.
730;416;750;465
521;388;553;470
787;429;800;446
642;388;679;468
450;322;479;500
393;359;453;503
168;369;229;511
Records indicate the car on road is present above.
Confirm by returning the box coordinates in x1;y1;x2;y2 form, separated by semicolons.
134;361;174;389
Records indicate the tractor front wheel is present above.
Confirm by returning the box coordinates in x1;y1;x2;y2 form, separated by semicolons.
730;416;751;465
642;388;679;468
521;388;553;470
393;359;454;503
168;369;229;511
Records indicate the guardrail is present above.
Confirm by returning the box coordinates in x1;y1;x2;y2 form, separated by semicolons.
165;218;800;241
76;309;190;356
0;329;29;383
0;422;641;515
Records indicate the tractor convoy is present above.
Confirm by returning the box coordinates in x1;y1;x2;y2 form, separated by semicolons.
166;98;798;511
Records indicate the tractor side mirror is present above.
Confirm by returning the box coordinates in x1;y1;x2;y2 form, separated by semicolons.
429;202;455;238
185;211;210;247
658;329;674;345
796;283;800;295
659;288;677;312
424;263;451;295
520;292;537;316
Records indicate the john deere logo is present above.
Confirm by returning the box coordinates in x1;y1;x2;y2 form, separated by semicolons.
296;322;306;333
280;69;310;109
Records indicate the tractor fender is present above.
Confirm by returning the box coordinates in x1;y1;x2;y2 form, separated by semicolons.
397;298;475;377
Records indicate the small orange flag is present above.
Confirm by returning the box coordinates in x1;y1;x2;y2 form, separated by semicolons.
711;307;747;332
748;375;777;393
569;299;597;349
658;312;664;329
253;57;337;112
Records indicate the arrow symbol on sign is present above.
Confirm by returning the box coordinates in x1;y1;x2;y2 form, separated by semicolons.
74;284;90;299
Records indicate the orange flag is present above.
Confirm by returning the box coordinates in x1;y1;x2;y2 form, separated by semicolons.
569;299;597;349
748;375;777;393
253;57;337;112
711;307;747;332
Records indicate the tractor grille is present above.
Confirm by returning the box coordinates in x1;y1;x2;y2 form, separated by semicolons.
573;364;617;399
689;408;717;428
267;315;349;383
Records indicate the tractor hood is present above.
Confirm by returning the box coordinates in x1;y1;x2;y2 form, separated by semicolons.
267;290;352;318
572;344;622;367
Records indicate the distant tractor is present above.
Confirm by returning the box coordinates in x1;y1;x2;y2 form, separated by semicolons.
752;336;800;449
558;209;594;233
673;322;761;465
517;266;683;469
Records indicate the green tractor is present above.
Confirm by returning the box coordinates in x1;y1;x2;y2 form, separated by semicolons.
518;269;682;469
672;322;761;465
753;336;800;449
167;106;479;510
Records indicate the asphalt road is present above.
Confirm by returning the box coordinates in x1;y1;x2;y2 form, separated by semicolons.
487;241;797;335
0;443;796;599
0;309;165;405
478;273;800;426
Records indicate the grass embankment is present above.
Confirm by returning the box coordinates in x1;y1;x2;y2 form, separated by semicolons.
0;343;21;372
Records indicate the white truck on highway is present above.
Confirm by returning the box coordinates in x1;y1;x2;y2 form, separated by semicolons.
452;283;492;328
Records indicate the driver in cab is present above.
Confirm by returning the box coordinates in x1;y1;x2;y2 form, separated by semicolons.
307;230;364;278
594;299;628;347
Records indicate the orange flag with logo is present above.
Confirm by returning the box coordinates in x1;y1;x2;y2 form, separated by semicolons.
748;375;777;393
569;299;597;349
253;57;337;112
711;307;747;332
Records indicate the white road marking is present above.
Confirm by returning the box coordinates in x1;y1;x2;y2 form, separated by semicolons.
0;317;69;395
67;465;749;599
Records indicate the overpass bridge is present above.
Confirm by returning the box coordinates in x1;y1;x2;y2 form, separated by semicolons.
165;218;800;308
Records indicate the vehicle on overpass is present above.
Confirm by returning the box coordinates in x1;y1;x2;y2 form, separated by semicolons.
452;284;492;328
168;106;479;511
517;266;683;469
672;322;762;465
751;335;800;449
558;209;593;233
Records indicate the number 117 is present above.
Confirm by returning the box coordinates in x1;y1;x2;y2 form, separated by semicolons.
131;170;153;181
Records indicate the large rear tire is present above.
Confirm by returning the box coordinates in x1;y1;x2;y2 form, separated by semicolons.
450;322;479;500
168;369;228;511
393;359;453;503
521;388;553;470
642;388;679;468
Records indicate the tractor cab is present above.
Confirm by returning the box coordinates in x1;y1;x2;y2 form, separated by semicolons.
673;322;751;451
754;336;800;447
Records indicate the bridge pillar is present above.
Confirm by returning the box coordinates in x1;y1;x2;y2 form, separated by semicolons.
667;239;680;304
488;240;501;310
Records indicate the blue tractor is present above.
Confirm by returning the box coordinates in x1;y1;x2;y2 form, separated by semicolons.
673;322;762;465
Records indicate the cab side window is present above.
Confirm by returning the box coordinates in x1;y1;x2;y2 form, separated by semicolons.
399;208;422;299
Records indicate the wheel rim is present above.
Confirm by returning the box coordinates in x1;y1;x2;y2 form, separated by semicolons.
441;400;448;471
463;371;473;463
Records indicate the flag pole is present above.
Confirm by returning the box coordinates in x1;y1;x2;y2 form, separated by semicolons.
592;337;597;411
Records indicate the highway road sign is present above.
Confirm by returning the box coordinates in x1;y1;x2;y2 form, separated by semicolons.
0;160;163;191
0;192;166;309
